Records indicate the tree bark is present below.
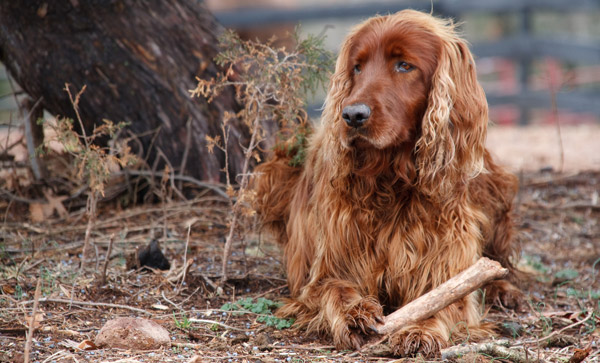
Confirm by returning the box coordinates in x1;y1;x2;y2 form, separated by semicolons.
0;0;246;183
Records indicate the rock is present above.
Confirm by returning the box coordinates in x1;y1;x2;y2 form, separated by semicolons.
95;317;170;350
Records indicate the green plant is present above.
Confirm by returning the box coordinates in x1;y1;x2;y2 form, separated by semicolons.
39;266;57;296
565;287;600;300
173;312;193;330
502;322;523;338
554;268;578;281
276;124;311;167
523;255;550;274
533;302;553;337
221;297;294;329
190;28;333;281
14;284;23;300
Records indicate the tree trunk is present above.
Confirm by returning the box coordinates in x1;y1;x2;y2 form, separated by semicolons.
0;0;246;183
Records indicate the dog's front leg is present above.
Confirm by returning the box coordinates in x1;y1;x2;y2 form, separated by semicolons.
283;278;383;350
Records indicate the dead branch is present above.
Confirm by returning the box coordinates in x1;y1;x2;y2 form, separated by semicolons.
101;233;115;285
24;279;42;363
519;310;595;345
177;225;192;293
440;340;531;363
21;298;153;316
79;192;97;271
21;97;45;180
220;112;262;283
117;170;229;199
375;257;508;335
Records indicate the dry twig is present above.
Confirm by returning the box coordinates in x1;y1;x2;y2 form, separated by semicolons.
21;298;153;316
24;279;42;363
177;224;192;293
518;310;596;345
101;233;115;285
441;340;531;363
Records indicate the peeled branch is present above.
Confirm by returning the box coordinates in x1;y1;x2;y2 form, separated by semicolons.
375;257;508;335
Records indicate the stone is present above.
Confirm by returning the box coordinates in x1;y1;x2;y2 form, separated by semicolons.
95;317;170;350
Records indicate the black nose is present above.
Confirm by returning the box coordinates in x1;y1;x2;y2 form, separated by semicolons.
342;103;371;128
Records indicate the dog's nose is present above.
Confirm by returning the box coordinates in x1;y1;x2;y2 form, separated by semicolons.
342;103;370;128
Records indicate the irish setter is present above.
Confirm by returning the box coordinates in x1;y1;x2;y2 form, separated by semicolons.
254;10;520;357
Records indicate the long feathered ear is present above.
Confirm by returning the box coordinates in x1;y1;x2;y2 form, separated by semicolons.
415;36;488;198
320;34;356;130
317;27;365;169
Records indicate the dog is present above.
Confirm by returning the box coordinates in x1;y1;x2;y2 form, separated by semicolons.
254;9;520;356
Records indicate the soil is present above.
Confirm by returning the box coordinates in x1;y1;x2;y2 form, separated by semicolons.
486;124;600;173
1;127;599;362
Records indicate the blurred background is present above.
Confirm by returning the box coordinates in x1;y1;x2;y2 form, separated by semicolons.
2;0;599;171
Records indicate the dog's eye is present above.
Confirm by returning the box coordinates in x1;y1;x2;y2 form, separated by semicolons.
395;61;413;73
353;64;361;74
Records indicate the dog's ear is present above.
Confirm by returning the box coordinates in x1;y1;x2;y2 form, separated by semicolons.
320;34;356;130
415;37;488;198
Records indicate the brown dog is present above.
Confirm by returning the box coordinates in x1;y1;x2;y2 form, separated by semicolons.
254;10;520;356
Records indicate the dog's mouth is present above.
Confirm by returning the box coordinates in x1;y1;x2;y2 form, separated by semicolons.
343;127;380;149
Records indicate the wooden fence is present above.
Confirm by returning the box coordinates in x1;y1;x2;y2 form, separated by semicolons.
215;0;600;124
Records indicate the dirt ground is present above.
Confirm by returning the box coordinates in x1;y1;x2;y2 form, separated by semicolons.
1;125;599;362
486;124;600;173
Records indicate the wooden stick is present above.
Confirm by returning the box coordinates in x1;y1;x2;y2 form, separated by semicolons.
20;298;153;316
100;233;115;285
375;257;508;335
440;340;530;363
24;279;42;363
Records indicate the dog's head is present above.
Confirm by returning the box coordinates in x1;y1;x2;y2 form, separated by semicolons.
322;10;488;195
337;14;439;150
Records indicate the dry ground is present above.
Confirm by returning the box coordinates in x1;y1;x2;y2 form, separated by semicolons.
0;125;599;362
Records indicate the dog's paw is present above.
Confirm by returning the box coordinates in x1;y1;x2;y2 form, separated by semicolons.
347;296;384;335
332;297;383;350
485;280;527;312
389;327;447;357
498;288;526;312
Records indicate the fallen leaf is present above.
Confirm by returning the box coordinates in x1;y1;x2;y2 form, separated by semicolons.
1;284;15;294
43;189;68;218
568;346;592;363
29;203;46;222
24;311;44;329
59;284;72;299
77;339;98;351
59;339;80;350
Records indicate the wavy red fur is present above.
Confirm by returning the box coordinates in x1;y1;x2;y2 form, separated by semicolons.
253;10;520;357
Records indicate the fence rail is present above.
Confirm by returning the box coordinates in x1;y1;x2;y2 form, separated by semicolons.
215;0;600;27
215;0;600;124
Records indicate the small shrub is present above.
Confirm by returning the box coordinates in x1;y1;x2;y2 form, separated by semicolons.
554;268;579;281
221;297;294;329
173;313;193;330
37;84;136;271
190;28;334;281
